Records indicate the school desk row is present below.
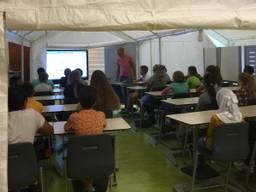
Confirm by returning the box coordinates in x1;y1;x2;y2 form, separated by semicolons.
34;86;240;102
50;117;131;135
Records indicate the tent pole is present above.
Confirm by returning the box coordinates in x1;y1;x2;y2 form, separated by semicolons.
21;38;24;80
0;11;8;192
159;37;162;64
136;42;140;79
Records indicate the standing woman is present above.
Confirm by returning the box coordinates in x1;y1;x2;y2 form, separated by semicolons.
91;70;121;111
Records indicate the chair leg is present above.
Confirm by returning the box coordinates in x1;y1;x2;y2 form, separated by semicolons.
40;167;44;192
246;141;256;184
191;151;199;190
225;162;232;192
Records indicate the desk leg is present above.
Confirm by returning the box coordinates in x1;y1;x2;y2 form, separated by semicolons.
246;140;256;184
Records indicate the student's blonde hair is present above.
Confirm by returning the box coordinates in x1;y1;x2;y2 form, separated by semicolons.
239;72;256;98
90;70;120;110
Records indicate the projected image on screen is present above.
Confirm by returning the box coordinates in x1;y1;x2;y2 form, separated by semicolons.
47;50;88;79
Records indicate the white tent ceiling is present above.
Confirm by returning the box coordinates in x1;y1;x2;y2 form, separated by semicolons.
2;0;256;30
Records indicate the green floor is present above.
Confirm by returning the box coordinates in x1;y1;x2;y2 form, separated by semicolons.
42;120;256;192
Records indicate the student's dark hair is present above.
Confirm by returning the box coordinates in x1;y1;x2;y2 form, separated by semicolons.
64;68;71;76
206;65;222;85
39;72;49;83
37;67;45;75
9;76;22;87
203;73;218;108
188;66;198;76
22;82;34;97
244;65;254;75
8;86;28;112
140;65;148;74
79;86;97;109
173;71;185;83
76;68;83;76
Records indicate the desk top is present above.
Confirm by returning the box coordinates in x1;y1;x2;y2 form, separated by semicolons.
167;105;256;125
53;88;64;94
52;118;131;135
43;104;78;113
162;97;199;106
145;91;172;97
227;86;240;91
33;95;64;101
127;86;146;91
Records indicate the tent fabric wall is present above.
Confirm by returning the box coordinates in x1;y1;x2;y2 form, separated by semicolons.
1;1;256;30
139;31;215;78
0;12;8;192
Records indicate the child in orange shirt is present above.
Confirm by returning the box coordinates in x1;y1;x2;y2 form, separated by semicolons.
23;82;44;113
65;86;106;192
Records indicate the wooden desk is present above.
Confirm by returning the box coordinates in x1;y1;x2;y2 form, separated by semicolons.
127;86;146;91
53;88;64;94
162;97;199;106
52;118;131;135
145;91;172;97
227;86;240;91
43;104;78;113
33;95;64;101
167;105;256;125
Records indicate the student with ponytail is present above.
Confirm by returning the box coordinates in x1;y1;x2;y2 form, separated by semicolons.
196;73;218;111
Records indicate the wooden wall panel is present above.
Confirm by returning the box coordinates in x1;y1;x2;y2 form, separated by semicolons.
8;42;30;81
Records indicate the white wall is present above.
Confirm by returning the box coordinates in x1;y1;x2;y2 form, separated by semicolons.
220;47;240;81
139;39;159;76
139;31;214;79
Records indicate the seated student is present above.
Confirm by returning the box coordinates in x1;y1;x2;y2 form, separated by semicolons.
186;66;202;89
64;70;85;103
139;64;171;122
32;67;54;88
9;75;23;87
60;68;71;88
198;88;243;151
125;65;149;113
34;72;53;93
137;65;150;82
8;86;53;144
235;72;256;106
162;71;189;95
76;68;88;86
196;73;218;111
90;70;120;111
146;64;171;91
244;65;254;76
196;65;223;92
65;86;106;192
22;82;43;113
140;64;171;107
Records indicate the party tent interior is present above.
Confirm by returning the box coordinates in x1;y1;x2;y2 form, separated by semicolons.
2;1;256;192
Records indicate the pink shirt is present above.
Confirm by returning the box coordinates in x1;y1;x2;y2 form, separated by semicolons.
117;55;133;77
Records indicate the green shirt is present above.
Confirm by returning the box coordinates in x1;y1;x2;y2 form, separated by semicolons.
170;82;189;94
186;76;201;89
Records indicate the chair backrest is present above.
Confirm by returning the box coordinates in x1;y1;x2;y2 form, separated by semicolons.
212;122;249;161
8;143;39;190
67;134;115;180
34;91;53;96
172;92;191;99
